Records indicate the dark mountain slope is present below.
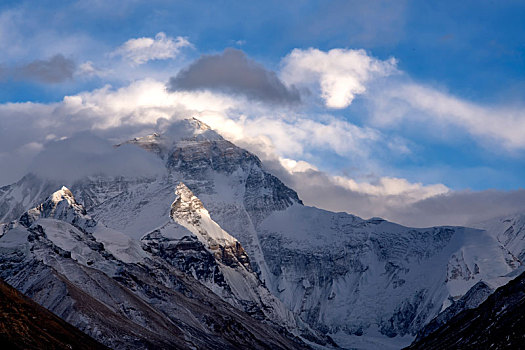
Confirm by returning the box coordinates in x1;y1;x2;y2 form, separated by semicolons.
0;278;107;350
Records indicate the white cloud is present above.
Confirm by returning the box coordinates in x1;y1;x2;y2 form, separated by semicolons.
278;48;525;150
60;79;238;129
332;175;449;201
280;48;397;108
0;78;414;202
279;157;318;173
56;77;384;165
113;32;191;65
369;82;525;150
197;112;383;161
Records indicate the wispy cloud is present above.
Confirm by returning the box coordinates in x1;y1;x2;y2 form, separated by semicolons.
279;47;525;151
275;156;449;204
368;82;525;150
197;112;383;161
113;32;191;65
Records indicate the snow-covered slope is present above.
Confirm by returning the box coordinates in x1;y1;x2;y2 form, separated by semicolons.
408;214;525;342
409;214;525;343
257;205;517;349
474;213;525;262
1;118;521;349
0;187;311;349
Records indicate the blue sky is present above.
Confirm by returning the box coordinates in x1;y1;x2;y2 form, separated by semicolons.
2;1;524;102
1;0;524;225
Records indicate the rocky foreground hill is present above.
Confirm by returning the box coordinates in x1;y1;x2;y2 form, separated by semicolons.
0;278;107;349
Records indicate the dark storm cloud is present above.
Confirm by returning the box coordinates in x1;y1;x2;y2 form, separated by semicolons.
168;48;301;104
15;54;76;83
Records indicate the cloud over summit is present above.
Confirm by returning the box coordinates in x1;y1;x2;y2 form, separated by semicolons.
30;132;166;184
168;48;301;104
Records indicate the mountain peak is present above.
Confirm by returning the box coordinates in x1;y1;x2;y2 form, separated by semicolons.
170;182;239;248
121;118;224;161
51;186;75;204
171;182;205;218
20;186;95;229
189;117;212;131
152;182;256;277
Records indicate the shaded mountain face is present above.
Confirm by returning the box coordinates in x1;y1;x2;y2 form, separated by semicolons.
406;269;525;350
0;187;311;350
411;215;525;345
0;278;107;350
0;118;523;349
413;280;495;341
404;214;525;349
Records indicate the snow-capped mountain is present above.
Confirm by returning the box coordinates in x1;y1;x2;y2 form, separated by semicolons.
0;118;522;349
257;209;519;349
0;187;311;349
142;182;328;344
